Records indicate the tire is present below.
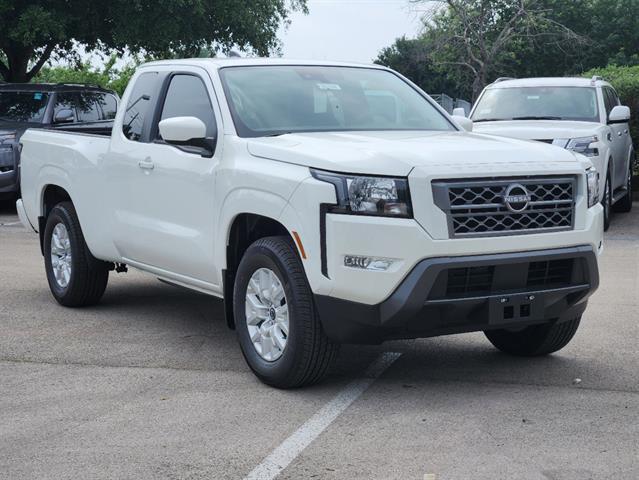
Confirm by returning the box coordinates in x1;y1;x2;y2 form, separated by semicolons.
613;157;634;213
233;236;339;388
484;316;581;356
43;201;109;307
602;173;612;231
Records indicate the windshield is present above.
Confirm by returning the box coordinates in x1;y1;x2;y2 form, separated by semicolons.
471;86;600;123
0;91;49;123
219;66;455;137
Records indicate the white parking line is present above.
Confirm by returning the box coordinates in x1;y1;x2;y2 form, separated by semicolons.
243;352;402;480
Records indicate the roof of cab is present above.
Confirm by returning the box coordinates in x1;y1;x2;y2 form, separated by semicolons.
140;57;387;70
486;77;611;89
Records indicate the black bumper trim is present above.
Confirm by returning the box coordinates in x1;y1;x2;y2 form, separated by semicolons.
314;245;599;344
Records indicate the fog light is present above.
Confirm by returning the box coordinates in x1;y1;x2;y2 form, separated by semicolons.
344;255;395;271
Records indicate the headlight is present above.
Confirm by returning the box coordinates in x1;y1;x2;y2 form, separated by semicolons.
586;168;600;208
566;136;599;157
311;169;412;218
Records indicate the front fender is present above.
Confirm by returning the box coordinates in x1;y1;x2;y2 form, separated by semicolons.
215;187;291;271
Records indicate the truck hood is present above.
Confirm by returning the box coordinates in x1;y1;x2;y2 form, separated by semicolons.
472;120;599;141
247;130;580;176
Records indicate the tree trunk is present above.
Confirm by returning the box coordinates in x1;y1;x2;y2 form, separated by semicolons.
472;69;488;102
1;45;54;83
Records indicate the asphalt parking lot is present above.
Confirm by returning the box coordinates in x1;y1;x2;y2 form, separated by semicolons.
1;200;638;480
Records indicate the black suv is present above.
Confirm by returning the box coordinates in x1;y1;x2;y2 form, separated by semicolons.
0;83;119;199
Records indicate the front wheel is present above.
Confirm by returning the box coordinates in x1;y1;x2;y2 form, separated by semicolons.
484;317;581;356
43;202;110;306
233;236;339;388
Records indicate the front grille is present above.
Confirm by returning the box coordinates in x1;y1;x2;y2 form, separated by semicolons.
446;266;494;296
432;177;576;238
534;139;555;144
432;258;578;300
527;259;573;287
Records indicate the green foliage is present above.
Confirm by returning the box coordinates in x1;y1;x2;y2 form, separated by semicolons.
33;55;138;96
583;64;639;149
420;0;587;99
0;0;307;82
378;0;639;100
375;36;469;98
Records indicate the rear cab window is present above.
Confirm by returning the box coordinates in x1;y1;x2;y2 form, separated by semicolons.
122;72;160;142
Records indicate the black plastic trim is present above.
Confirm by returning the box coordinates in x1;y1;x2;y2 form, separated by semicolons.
319;203;329;278
314;245;599;344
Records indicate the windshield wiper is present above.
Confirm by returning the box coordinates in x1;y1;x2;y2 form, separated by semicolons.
473;118;506;123
511;116;563;120
263;131;295;137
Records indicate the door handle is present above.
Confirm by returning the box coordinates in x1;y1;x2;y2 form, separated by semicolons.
138;158;154;170
624;129;629;134
618;131;623;137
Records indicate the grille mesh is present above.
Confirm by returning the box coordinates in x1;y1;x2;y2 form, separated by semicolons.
446;266;494;296
527;259;574;287
437;259;576;299
433;177;576;238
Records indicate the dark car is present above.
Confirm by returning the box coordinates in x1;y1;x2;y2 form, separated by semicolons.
0;83;119;199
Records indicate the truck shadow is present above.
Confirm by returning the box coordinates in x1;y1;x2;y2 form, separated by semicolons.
82;276;608;390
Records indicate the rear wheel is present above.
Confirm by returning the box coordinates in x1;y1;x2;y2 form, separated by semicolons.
613;157;634;213
602;173;612;231
484;317;581;356
233;236;339;388
43;202;109;306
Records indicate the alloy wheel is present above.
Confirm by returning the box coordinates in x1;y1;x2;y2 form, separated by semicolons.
245;268;289;361
50;223;72;288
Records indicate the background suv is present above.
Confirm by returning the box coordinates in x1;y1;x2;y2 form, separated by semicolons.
0;83;118;200
469;77;635;230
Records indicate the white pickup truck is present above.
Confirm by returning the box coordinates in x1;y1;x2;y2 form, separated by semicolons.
17;59;603;388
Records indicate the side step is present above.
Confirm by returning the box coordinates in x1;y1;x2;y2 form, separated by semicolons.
612;185;629;203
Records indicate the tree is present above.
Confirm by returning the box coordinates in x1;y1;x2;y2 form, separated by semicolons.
502;0;639;77
375;36;469;98
34;54;138;96
421;0;585;99
0;0;307;83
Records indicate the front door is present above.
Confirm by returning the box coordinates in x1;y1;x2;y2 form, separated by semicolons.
105;68;222;287
603;87;628;190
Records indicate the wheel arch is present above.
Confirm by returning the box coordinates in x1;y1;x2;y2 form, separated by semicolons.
38;184;74;254
223;212;297;329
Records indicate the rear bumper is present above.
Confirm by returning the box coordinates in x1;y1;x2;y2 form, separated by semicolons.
315;245;598;344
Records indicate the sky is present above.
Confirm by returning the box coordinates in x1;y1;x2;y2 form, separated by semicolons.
77;0;430;70
279;0;426;64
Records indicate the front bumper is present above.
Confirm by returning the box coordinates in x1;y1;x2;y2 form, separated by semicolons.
315;245;598;344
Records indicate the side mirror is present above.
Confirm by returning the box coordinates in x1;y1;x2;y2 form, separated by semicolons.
609;105;630;124
158;116;215;157
159;116;206;142
453;115;473;132
452;107;467;117
54;109;74;124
